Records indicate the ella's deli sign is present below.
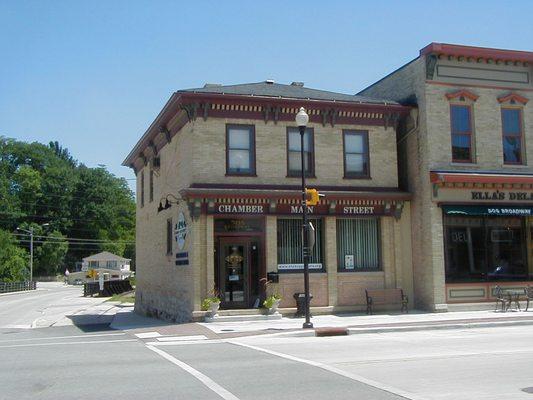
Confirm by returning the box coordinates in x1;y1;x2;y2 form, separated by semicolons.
471;191;533;201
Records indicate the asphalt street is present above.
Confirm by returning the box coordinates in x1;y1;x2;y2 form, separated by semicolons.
2;286;533;399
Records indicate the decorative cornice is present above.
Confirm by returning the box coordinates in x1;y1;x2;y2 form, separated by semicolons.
420;43;533;65
445;89;479;102
123;92;411;168
497;93;529;105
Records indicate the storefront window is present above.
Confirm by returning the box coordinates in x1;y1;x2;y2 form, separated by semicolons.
444;215;528;282
277;218;323;271
337;218;380;271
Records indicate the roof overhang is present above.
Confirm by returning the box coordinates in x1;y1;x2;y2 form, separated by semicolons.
122;92;411;168
420;42;533;64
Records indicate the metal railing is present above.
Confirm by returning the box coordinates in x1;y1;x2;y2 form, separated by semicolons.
83;279;133;297
0;281;37;294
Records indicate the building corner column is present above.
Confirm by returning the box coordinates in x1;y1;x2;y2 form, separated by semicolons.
206;214;214;296
325;216;338;307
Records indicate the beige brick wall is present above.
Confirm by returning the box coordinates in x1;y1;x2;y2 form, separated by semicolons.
426;84;533;171
134;105;410;320
134;124;197;322
190;118;398;188
361;55;448;310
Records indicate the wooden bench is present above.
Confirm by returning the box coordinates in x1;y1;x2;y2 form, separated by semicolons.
365;288;408;315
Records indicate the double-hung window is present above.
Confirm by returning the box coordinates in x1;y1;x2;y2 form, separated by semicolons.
149;170;154;202
140;170;145;207
501;108;524;164
450;105;474;162
226;125;255;175
166;218;173;255
287;128;314;177
343;130;369;178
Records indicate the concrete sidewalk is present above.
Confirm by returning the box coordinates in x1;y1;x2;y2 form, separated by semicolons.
106;307;533;339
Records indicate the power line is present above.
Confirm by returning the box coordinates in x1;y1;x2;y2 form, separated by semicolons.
11;232;134;244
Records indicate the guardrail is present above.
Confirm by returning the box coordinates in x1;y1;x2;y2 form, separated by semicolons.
83;279;133;297
0;281;37;294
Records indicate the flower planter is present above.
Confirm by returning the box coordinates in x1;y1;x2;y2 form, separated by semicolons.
209;301;220;318
267;299;281;315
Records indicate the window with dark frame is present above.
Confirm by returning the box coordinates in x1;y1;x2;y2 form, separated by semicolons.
336;218;380;271
149;169;154;202
343;130;369;178
450;104;473;162
277;218;324;269
140;170;144;208
502;108;524;165
166;218;172;255
287;128;314;177
226;125;255;175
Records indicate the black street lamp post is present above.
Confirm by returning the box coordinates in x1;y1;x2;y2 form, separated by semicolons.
296;107;313;329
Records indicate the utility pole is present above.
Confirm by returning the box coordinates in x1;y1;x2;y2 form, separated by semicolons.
17;223;49;282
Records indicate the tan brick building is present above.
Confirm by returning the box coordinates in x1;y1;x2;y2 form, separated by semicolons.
360;43;533;310
123;81;413;322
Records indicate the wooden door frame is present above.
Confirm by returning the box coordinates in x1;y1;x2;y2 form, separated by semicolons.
216;234;265;309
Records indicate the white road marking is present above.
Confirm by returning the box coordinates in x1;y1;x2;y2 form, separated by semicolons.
0;332;125;343
146;345;240;400
156;335;207;342
146;339;223;346
135;331;161;339
0;338;136;349
229;340;425;400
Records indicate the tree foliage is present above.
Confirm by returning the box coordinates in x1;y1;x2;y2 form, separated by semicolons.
0;136;135;277
0;229;28;282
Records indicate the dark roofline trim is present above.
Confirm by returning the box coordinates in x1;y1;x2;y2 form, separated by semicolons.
123;92;411;167
420;42;533;63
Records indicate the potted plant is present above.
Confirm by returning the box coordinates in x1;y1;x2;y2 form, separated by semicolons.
263;294;281;315
201;294;221;317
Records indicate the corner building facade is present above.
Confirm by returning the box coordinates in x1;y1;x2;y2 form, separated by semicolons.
124;81;414;322
360;43;533;310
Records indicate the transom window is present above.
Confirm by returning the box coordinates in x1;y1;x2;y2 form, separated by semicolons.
343;130;369;178
226;125;255;175
287;128;314;177
501;108;524;165
450;105;473;162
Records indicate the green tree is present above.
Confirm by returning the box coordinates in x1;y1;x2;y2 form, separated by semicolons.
0;230;28;282
0;136;135;275
34;230;69;276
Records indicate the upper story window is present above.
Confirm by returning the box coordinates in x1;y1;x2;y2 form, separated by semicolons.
450;104;474;163
226;124;256;175
501;108;524;164
287;128;314;177
149;169;154;202
343;130;370;178
140;170;145;207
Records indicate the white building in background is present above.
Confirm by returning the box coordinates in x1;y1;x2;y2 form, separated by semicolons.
67;251;132;284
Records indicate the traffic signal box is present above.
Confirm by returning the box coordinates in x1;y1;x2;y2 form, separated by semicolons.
305;188;323;206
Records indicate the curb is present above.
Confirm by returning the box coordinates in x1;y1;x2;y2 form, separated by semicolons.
273;319;533;338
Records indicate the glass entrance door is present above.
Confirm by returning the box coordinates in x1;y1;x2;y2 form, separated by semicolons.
218;239;249;308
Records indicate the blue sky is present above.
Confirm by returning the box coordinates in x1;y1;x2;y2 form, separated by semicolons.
1;1;532;189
